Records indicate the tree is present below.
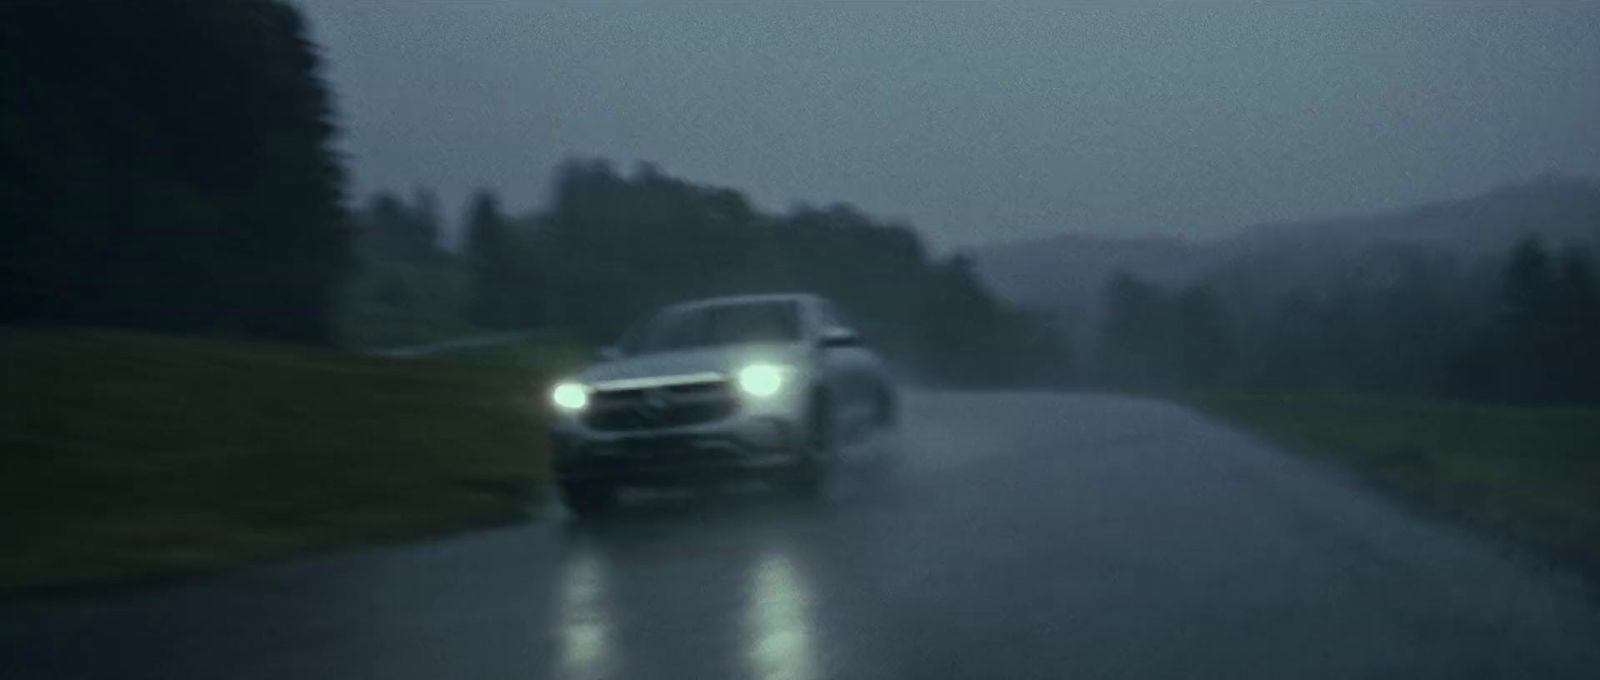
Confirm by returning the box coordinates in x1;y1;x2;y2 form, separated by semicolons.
401;187;443;261
1454;237;1600;404
1173;284;1232;388
355;188;442;263
1503;237;1554;338
1099;271;1163;386
0;0;349;344
355;191;406;260
523;157;1074;386
1552;247;1600;399
1498;238;1560;400
464;190;523;329
1096;274;1233;388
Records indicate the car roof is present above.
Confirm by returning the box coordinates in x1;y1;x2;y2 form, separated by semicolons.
662;293;820;313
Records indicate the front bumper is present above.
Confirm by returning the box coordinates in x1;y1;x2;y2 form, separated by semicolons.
551;412;805;486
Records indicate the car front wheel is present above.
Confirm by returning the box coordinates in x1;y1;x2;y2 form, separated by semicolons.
560;482;616;517
783;394;835;498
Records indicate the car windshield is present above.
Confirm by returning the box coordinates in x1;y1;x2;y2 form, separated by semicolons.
621;301;801;354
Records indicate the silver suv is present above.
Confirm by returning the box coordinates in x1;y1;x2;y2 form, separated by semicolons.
548;293;898;515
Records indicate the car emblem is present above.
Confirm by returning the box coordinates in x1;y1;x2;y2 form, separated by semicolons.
635;389;670;419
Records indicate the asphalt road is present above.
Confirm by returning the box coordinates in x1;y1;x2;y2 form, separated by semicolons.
4;392;1599;679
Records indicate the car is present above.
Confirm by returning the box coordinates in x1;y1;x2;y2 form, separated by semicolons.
547;293;899;515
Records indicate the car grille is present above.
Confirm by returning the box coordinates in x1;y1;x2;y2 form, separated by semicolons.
583;378;737;432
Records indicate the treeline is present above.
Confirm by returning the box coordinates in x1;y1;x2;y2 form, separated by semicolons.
348;160;1072;386
0;0;347;344
1453;240;1600;403
1;0;1065;387
337;189;471;347
1093;238;1600;404
30;1;1588;402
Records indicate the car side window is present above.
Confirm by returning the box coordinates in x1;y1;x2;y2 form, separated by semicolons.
817;300;840;329
819;300;863;338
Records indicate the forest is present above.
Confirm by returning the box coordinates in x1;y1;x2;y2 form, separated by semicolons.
345;160;1073;387
1091;236;1600;404
4;0;1596;400
1;0;347;344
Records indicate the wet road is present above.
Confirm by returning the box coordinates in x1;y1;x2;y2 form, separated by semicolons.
4;392;1599;679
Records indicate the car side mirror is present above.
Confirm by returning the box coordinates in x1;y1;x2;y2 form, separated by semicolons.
595;346;623;362
819;326;860;349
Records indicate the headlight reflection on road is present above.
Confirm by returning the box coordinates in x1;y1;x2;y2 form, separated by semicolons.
556;549;614;680
744;551;818;680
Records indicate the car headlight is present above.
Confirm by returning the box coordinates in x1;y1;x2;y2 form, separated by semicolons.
737;363;791;398
550;382;589;411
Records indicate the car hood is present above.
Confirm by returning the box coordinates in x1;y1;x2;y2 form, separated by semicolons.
579;343;809;386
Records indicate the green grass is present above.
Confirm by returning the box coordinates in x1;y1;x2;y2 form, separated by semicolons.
1187;393;1600;567
0;327;570;593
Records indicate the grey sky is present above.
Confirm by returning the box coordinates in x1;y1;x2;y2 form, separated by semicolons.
295;1;1600;247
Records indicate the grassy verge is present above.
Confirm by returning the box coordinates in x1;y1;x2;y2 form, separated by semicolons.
0;327;571;594
1187;393;1600;569
409;329;592;372
334;259;480;349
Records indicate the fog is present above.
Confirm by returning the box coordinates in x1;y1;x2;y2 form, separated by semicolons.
6;4;1600;677
296;1;1600;246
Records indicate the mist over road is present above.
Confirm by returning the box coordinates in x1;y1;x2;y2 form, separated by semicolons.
3;393;1597;679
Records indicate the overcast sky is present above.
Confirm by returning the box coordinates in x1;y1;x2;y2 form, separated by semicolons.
294;1;1600;247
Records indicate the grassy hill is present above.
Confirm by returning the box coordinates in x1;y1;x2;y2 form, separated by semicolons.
0;328;574;593
1189;394;1600;571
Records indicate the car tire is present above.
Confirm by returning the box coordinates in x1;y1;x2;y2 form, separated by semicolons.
784;393;835;498
875;383;898;428
561;482;616;517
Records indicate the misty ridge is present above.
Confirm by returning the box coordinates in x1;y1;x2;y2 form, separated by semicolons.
975;176;1600;400
353;165;1600;403
976;175;1600;314
4;0;1599;404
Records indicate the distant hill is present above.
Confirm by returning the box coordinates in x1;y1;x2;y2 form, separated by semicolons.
1234;175;1600;252
973;175;1600;334
972;233;1231;326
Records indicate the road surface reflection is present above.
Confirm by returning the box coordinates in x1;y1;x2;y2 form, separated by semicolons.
545;490;835;680
745;549;817;680
555;548;614;680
